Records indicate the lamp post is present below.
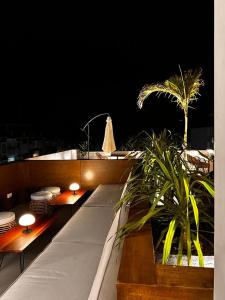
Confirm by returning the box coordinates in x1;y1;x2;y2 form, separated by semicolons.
81;113;110;159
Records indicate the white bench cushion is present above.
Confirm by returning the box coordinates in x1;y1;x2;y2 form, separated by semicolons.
88;204;129;300
84;184;124;207
52;207;115;245
0;242;103;300
97;204;129;300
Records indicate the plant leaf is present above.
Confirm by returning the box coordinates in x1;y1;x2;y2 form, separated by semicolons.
186;220;192;266
154;157;172;180
177;228;184;266
162;217;177;264
189;194;199;229
197;180;215;198
192;233;204;267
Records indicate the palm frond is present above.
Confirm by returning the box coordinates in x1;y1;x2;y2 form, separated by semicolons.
137;83;182;109
183;68;204;103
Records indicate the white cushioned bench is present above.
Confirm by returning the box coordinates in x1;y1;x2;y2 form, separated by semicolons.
1;242;103;300
84;184;125;207
52;206;115;245
0;184;128;300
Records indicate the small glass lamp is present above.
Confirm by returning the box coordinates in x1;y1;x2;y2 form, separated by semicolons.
19;214;35;234
69;183;80;195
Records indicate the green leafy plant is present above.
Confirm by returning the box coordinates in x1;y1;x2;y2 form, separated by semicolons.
137;67;204;148
116;130;214;267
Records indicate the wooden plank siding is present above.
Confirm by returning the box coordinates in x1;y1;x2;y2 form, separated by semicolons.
80;160;134;189
0;162;29;207
0;159;134;209
26;160;81;191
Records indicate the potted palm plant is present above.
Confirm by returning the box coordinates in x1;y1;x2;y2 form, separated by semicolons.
116;130;214;299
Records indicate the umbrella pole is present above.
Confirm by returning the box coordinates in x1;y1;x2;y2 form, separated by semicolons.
81;113;110;160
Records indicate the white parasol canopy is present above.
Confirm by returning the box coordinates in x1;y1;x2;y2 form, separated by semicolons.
102;116;116;154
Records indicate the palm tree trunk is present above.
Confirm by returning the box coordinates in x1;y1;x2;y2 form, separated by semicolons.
184;110;188;149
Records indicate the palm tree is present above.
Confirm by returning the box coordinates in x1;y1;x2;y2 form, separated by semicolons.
137;67;204;148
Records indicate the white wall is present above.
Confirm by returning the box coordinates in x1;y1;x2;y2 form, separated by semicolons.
215;0;225;298
27;150;78;160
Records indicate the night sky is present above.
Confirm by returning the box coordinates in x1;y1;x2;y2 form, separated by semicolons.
1;1;214;150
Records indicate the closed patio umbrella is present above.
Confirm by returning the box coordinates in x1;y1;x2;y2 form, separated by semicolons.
102;116;116;154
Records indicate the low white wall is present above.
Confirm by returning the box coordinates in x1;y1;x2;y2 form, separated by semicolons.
27;150;134;160
27;150;78;160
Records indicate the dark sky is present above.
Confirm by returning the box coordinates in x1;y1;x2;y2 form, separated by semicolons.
0;1;214;149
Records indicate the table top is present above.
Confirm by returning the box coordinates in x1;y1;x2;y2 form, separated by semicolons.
0;215;56;253
48;189;87;206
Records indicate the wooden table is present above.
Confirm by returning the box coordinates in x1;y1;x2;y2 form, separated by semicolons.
0;215;56;272
48;190;87;215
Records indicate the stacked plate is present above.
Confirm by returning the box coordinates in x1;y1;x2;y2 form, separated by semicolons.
0;211;16;235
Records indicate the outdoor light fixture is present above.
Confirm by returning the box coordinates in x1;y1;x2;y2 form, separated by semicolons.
19;214;35;234
69;183;80;195
84;170;94;180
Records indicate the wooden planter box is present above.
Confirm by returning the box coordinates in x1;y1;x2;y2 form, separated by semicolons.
117;223;214;300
